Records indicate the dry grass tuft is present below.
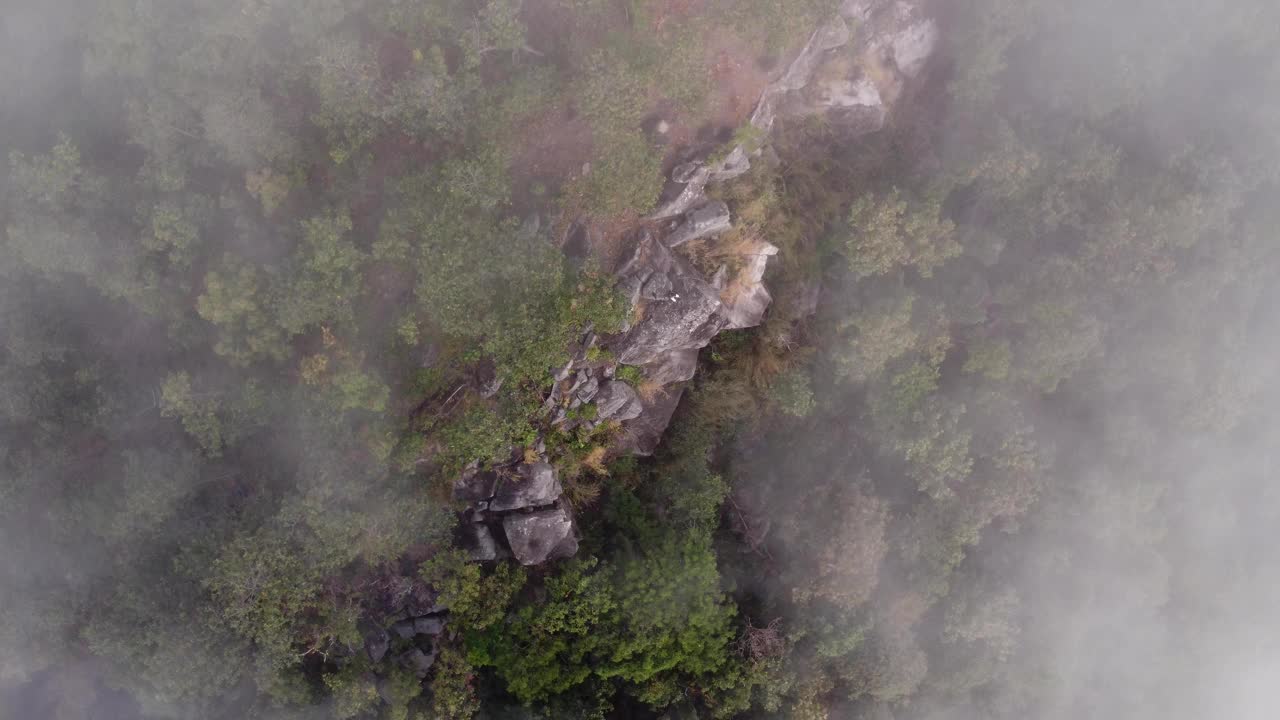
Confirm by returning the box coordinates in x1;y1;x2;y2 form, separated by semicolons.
563;475;603;507
581;446;609;475
636;377;668;403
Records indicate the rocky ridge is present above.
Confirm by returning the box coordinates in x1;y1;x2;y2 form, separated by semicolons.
451;0;939;569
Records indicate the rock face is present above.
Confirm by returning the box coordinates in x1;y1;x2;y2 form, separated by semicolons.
652;0;936;224
614;231;728;367
595;381;643;422
615;383;687;456
489;462;562;512
667;201;732;247
504;506;579;566
607;0;937;461
718;241;781;330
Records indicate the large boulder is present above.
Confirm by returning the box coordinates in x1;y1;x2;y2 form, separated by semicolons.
718;241;781;330
643;347;700;385
667;201;732;247
503;507;578;565
651;162;713;220
595;380;643;422
489;462;562;512
616;385;687;456
613;232;727;367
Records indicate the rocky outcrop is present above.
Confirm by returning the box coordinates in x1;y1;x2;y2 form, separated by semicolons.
462;521;501;562
453;461;577;564
614;231;729;367
653;0;936;223
559;0;939;464
452;463;497;503
441;0;938;568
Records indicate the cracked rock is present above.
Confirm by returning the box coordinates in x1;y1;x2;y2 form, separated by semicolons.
503;507;578;565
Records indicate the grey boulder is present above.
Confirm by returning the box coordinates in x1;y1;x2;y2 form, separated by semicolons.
594;381;644;422
667;201;732;248
613;232;727;367
489;462;562;512
718;241;780;330
503;507;578;566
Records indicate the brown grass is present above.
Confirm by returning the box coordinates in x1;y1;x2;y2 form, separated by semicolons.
630;298;649;325
747;340;786;388
581;446;609;475
636;377;668;403
682;226;764;276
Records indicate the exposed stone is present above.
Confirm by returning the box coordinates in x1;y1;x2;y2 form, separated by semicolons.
667;201;732;247
721;241;781;330
594;380;643;422
840;0;875;21
518;213;541;241
650;163;713;220
613;232;727;367
616;384;687;456
390;620;416;640
398;583;438;617
887;10;937;77
573;375;600;406
503;507;577;566
452;464;497;503
413;615;446;636
554;360;575;382
489;462;562;512
479;375;503;398
363;624;389;664
711;145;752;181
777;15;852;93
643;347;700;385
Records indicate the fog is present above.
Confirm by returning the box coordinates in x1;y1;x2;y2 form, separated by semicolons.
3;0;1279;718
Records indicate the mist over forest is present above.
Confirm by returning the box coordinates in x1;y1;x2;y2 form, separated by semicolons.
2;1;1279;719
